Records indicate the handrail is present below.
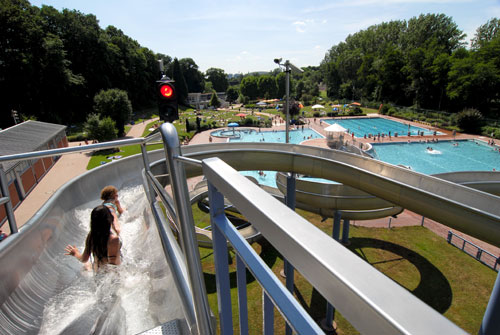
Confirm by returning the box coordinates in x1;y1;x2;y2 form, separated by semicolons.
202;156;466;334
159;123;214;335
0;137;148;163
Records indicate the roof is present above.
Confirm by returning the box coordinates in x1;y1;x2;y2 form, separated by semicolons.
324;123;347;133
0;120;67;171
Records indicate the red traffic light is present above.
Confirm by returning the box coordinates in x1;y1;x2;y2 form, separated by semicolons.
159;83;175;99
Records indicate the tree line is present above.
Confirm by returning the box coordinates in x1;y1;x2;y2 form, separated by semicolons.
319;14;500;117
2;2;498;131
0;0;217;130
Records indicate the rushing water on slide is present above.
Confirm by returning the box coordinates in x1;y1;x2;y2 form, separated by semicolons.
37;185;183;335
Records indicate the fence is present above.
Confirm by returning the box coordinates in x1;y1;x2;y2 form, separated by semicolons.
447;231;500;271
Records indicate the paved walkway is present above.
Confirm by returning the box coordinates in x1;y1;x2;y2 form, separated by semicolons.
7;118;158;233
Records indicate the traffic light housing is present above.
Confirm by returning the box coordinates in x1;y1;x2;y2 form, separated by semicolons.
157;80;179;122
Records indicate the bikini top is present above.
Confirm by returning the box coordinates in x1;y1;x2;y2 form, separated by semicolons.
103;202;119;216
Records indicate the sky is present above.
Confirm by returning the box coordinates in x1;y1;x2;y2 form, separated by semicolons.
29;0;500;74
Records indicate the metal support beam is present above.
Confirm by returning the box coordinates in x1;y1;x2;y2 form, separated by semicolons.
342;219;350;245
160;123;214;335
0;164;17;233
480;270;500;334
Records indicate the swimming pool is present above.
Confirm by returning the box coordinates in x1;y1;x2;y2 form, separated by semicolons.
322;117;443;138
216;128;323;186
371;140;500;174
214;128;323;143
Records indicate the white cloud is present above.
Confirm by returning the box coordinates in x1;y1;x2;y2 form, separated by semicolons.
294;21;306;33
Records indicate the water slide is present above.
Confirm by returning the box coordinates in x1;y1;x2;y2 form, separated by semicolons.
1;142;500;334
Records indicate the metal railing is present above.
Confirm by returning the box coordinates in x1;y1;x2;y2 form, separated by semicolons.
448;231;500;271
0;132;213;335
2;122;500;334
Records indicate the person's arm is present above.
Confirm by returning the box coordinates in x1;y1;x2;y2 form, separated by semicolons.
65;244;90;263
107;235;121;265
114;199;125;215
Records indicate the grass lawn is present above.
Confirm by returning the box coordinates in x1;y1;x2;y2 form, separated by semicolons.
196;207;497;334
86;143;163;170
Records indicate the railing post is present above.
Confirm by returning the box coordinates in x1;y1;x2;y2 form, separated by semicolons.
207;182;233;334
0;163;17;234
284;173;296;335
236;255;249;335
140;143;156;205
322;210;341;332
159;123;214;335
263;292;274;335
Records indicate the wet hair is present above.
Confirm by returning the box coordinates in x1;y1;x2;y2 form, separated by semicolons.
85;205;113;264
100;185;118;201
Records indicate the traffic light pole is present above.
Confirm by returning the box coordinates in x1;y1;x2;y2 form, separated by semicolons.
285;61;290;144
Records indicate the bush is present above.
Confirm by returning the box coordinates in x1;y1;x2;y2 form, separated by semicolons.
457;108;483;134
84;113;118;142
93;89;132;136
482;126;500;139
67;133;88;142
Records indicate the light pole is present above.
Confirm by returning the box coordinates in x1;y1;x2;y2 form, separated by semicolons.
274;58;303;143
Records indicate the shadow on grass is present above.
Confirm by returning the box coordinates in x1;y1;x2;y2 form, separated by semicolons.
291;238;452;326
347;237;453;313
203;239;279;294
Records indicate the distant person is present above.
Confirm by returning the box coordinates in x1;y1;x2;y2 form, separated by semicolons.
101;185;125;235
0;229;8;242
65;205;121;270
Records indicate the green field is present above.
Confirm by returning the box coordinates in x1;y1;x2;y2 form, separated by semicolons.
195;207;496;334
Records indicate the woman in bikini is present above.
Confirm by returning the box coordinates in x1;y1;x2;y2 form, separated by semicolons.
65;205;121;270
100;185;124;235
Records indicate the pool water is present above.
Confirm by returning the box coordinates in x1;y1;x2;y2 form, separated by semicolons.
322;117;443;138
224;128;324;186
372;140;500;174
227;128;322;143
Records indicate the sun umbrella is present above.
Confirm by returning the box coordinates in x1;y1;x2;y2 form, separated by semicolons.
236;113;247;117
298;103;304;108
312;104;325;109
256;101;267;106
324;123;347;133
228;122;239;127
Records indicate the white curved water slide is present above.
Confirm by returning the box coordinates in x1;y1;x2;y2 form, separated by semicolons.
1;132;500;334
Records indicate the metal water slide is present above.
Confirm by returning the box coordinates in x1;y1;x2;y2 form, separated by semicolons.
151;142;500;246
1;140;500;333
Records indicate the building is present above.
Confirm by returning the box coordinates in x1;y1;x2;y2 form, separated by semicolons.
0;121;68;223
187;92;228;110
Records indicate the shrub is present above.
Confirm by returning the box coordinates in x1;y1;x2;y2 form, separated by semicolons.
84;113;118;142
457;108;483;134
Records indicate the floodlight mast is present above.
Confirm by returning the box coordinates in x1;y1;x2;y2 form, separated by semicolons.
274;59;302;143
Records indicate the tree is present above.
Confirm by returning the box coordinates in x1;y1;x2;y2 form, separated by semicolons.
209;92;221;108
226;86;239;104
276;72;287;98
93;89;132;136
240;76;259;100
179;58;204;93
172;58;188;104
84;113;118;141
257;75;277;99
205;68;228;92
471;18;500;49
